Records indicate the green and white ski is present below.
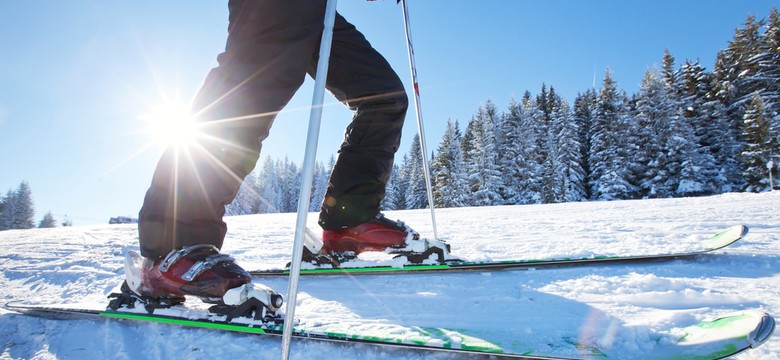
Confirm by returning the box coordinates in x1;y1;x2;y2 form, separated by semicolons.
4;300;774;360
250;225;748;276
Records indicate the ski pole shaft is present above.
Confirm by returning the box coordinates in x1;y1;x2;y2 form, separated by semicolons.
401;0;439;239
281;0;338;359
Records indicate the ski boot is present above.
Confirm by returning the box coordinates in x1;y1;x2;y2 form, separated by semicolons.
109;246;283;321
318;213;457;265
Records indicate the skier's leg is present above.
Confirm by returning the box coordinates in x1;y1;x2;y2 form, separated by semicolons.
135;0;326;302
315;13;409;230
309;14;454;264
139;1;326;259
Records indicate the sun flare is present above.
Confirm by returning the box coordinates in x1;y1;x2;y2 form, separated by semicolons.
141;102;200;147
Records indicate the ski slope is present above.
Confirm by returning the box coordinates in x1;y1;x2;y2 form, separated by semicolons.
1;191;778;359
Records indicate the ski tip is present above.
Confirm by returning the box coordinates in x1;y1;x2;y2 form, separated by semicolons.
735;224;749;238
748;311;776;348
722;224;749;239
702;225;749;251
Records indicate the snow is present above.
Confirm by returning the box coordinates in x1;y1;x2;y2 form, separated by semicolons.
1;191;779;359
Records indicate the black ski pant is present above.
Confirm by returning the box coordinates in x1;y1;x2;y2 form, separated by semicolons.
138;0;408;259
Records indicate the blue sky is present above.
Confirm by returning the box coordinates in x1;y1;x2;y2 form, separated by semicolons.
0;1;776;225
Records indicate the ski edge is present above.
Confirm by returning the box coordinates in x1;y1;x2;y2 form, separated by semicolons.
249;225;749;277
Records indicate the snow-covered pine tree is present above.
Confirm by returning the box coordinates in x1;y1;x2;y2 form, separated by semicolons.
535;85;582;203
550;94;586;202
734;16;772;109
760;8;780;163
0;189;14;230
634;67;680;197
536;85;558;204
721;16;765;137
658;50;711;197
678;59;721;195
254;157;283;213
38;211;56;228
14;182;35;229
226;171;260;216
381;163;402;210
393;154;411;210
404;134;428;209
573;89;598;199
498;97;534;204
309;157;332;212
711;51;746;190
277;157;301;212
589;69;635;200
431;119;467;208
0;182;36;230
496;98;521;204
741;93;776;192
462;101;504;206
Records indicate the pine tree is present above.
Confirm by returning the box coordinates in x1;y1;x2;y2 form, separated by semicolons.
255;157;282;213
678;59;721;195
761;8;780;161
634;67;681;197
393;154;411;210
431;119;467;208
498;97;537;204
661;49;679;93
0;182;35;230
277;157;301;212
536;86;557;203
404;134;428;209
742;93;776;191
589;69;635;200
462;101;504;206
551;95;586;202
38;211;57;228
226;171;260;215
573;89;598;199
309;158;332;212
13;182;35;229
718;15;765;146
711;51;746;190
381;164;402;210
0;189;14;230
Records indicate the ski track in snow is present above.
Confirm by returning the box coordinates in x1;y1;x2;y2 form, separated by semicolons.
1;192;779;359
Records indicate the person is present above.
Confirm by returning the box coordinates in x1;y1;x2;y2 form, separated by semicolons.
127;0;438;304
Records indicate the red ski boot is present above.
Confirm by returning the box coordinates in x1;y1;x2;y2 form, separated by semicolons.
322;213;456;264
126;245;251;304
322;213;419;254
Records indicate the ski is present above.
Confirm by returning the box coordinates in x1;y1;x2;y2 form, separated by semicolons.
250;225;748;277
3;301;774;359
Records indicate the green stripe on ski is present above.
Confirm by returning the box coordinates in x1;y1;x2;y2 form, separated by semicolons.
99;311;506;354
99;311;268;334
293;264;453;274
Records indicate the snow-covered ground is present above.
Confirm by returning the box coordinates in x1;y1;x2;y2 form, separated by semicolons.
1;191;778;359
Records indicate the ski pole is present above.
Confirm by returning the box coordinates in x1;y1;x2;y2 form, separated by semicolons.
281;0;338;359
401;0;439;240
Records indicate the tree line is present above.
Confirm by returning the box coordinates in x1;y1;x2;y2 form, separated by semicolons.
228;8;779;214
0;181;68;231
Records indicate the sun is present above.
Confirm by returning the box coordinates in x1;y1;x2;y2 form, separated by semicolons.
141;101;200;148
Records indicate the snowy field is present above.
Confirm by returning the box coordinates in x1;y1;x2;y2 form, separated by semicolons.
0;191;778;359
